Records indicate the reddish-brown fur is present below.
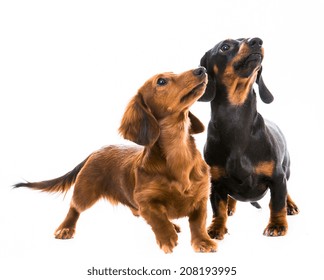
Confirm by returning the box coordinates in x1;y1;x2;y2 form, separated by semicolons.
14;68;217;253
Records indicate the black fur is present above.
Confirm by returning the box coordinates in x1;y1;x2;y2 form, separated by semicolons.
198;37;299;239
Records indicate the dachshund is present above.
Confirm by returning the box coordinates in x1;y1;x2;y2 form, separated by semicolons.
14;67;217;253
198;37;299;240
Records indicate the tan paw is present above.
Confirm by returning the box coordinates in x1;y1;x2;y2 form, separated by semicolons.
192;238;217;253
263;223;287;237
157;232;178;254
54;228;75;239
207;225;228;240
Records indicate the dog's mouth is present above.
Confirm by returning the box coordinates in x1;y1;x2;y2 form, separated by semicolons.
244;53;262;64
180;82;206;103
233;52;263;78
235;52;262;69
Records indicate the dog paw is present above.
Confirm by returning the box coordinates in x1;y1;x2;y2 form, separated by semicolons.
54;228;75;239
192;238;217;253
287;202;299;215
263;223;287;237
207;225;228;240
157;232;178;254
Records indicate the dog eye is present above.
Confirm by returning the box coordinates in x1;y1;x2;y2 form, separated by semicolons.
220;44;230;52
157;78;168;86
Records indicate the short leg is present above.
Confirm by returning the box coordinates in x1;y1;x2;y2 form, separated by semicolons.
227;196;237;216
287;194;299;215
208;183;228;240
263;175;288;237
140;203;178;254
189;201;217;252
54;180;101;239
263;205;287;236
55;207;80;239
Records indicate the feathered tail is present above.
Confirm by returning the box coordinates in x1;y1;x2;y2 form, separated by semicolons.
13;156;89;194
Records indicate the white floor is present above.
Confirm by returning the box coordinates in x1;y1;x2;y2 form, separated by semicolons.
1;1;323;279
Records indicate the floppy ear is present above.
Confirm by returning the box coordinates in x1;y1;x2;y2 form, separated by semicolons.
256;67;274;104
119;93;160;146
198;51;216;102
189;111;205;134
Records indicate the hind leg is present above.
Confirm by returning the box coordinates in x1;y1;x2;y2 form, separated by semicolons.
55;179;101;239
55;206;80;239
287;194;299;215
227;196;237;216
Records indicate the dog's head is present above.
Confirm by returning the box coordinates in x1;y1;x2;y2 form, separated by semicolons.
199;37;273;105
119;67;207;146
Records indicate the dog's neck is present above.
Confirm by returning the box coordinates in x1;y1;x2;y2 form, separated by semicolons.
156;110;195;190
223;76;256;106
211;85;261;150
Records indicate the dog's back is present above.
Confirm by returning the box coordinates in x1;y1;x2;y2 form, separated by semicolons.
15;145;142;210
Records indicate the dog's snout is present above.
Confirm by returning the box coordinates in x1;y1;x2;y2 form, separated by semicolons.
248;37;263;49
193;67;206;77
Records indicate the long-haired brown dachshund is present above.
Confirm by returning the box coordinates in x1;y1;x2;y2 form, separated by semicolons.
14;67;217;253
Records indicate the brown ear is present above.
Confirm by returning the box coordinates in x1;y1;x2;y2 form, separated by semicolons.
189;111;205;134
119;93;160;146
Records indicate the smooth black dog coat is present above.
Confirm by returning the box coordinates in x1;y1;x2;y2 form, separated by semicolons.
199;37;299;239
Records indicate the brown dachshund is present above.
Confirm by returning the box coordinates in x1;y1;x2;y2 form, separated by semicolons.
14;67;217;253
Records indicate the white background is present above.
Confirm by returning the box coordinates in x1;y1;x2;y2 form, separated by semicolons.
1;0;323;279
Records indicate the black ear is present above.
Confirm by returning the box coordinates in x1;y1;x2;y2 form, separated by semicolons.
256;67;274;104
119;93;160;146
188;111;205;134
198;51;216;102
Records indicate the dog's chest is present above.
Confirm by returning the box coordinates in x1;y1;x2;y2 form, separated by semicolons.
165;180;206;218
211;154;274;201
136;164;208;218
227;152;274;178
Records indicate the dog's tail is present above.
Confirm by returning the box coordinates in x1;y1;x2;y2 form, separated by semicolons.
251;202;261;209
13;156;90;194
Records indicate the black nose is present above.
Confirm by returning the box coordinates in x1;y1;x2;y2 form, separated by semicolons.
193;67;206;76
248;37;263;49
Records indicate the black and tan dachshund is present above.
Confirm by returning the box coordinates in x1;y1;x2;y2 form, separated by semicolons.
198;37;299;239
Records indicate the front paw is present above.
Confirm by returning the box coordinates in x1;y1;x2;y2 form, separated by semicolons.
156;231;178;254
192;238;217;253
54;228;75;239
263;223;287;237
207;223;228;240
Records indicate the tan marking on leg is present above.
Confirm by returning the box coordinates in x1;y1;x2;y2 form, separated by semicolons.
263;205;288;237
287;194;299;215
254;160;275;177
227;196;237;216
207;199;228;240
210;166;226;181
